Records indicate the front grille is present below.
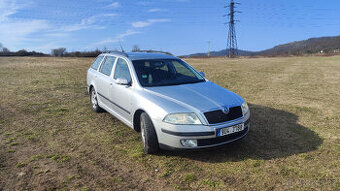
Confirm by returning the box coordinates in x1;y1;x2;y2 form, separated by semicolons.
197;121;249;146
204;106;243;124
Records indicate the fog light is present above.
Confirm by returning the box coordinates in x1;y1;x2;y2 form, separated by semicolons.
180;139;198;147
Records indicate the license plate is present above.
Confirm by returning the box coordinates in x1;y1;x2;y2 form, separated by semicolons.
218;123;244;137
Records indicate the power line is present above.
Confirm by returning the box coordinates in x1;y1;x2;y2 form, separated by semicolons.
207;41;211;57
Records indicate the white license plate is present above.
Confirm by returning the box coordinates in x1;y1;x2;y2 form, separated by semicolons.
218;123;244;137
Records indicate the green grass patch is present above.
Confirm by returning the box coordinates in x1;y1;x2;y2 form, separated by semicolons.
6;137;16;144
200;179;221;188
9;142;20;146
48;154;71;163
30;155;44;162
183;173;197;183
16;162;26;168
4;132;13;136
28;133;40;142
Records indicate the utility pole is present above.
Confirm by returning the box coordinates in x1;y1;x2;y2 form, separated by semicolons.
225;0;240;58
207;41;211;57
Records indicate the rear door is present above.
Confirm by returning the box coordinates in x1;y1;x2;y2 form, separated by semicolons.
109;57;133;121
96;56;117;107
87;55;104;90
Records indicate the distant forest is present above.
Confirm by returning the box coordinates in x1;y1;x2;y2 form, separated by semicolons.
0;43;102;57
0;43;171;57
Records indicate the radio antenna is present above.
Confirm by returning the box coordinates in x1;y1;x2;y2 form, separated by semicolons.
119;41;125;53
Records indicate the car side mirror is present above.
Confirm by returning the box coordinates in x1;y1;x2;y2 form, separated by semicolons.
115;78;131;86
199;71;206;77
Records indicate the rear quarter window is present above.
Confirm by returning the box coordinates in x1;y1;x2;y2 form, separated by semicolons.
99;56;116;76
90;56;104;70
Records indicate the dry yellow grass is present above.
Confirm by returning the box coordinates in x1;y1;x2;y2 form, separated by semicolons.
0;56;339;190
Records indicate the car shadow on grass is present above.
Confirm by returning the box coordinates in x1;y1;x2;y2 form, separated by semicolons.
160;104;323;162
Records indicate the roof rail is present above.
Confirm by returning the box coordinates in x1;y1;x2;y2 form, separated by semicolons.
102;50;128;57
132;50;174;56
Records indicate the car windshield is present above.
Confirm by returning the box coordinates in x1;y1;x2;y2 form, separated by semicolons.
132;59;205;87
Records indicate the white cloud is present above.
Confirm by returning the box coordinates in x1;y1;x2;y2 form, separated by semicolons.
59;13;118;32
117;29;141;39
0;1;50;49
147;8;166;13
106;2;120;8
137;1;152;6
44;33;69;37
82;13;118;25
0;0;22;22
0;19;50;48
132;19;171;28
60;24;94;32
93;29;141;46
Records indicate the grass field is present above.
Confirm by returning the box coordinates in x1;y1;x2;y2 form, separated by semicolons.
0;56;339;190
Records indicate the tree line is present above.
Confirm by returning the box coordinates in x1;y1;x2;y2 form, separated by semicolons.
1;43;172;57
0;44;101;57
0;43;47;57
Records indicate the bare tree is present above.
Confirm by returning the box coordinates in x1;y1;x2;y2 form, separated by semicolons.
51;48;66;57
2;48;10;53
132;45;140;52
0;43;10;55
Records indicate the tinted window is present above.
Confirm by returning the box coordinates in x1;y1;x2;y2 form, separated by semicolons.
132;59;204;87
99;56;116;76
114;58;132;82
90;56;103;70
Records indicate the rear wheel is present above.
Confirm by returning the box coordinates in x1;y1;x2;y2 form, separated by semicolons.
90;87;103;113
140;112;159;154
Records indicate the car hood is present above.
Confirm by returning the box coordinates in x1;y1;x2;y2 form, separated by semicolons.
143;81;244;112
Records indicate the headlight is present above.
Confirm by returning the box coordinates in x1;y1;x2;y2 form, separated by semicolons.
163;113;202;125
241;102;249;115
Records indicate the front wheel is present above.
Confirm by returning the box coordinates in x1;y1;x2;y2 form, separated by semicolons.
90;87;103;113
140;112;159;154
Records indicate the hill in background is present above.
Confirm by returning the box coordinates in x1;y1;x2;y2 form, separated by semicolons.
182;36;340;57
182;49;254;57
258;36;340;56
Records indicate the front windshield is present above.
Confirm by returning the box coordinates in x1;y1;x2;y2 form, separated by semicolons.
132;59;205;87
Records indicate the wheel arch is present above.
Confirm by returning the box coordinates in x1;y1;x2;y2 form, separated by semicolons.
133;109;145;132
89;84;94;94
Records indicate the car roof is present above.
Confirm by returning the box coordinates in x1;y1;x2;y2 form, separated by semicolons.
102;52;178;61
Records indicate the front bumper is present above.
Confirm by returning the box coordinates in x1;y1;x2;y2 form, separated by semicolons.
156;112;250;150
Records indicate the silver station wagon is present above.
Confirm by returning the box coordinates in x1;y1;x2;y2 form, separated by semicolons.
87;52;250;153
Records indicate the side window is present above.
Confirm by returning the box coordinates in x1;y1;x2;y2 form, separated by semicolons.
99;56;116;76
114;58;132;82
90;56;103;70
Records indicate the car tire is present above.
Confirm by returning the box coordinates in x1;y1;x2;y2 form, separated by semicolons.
140;112;159;154
90;87;103;113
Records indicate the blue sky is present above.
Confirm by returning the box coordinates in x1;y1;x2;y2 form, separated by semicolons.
0;0;339;55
